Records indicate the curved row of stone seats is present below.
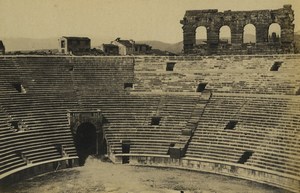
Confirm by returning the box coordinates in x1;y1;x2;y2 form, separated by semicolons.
0;94;77;129
71;57;134;93
0;133;76;178
0;154;26;176
79;93;200;155
133;55;300;95
0;56;299;191
0;108;25;176
0;108;43;175
21;145;63;163
80;94;163;154
0;58;25;94
186;93;300;178
20;57;132;94
244;96;300;176
0;92;78;179
0;57;74;94
0;56;134;95
0;108;15;137
0;56;135;180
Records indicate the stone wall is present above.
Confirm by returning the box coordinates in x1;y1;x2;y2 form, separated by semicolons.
180;5;295;55
0;158;78;186
114;155;300;193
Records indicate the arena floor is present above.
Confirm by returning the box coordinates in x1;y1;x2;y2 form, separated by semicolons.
1;157;289;193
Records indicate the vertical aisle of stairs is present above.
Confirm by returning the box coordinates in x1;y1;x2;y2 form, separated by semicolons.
153;94;166;117
68;58;83;109
169;91;212;158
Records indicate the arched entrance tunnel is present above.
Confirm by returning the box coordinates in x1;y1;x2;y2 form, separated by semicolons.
74;122;107;166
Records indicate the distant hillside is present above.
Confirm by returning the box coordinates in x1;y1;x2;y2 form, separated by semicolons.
2;38;58;52
137;40;183;54
139;34;256;54
1;33;299;53
1;37;113;52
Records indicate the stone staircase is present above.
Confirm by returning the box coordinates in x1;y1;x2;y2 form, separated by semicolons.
169;91;212;158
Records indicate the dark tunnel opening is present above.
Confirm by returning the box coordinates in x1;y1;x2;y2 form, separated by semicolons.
75;122;97;166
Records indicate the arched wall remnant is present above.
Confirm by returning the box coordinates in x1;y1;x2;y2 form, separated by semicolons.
180;5;295;55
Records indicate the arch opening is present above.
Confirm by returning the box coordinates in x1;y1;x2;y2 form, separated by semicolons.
75;122;97;166
268;23;281;43
196;26;207;45
243;24;256;43
219;25;231;44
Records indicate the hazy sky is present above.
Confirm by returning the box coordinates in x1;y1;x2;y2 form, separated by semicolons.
0;0;299;43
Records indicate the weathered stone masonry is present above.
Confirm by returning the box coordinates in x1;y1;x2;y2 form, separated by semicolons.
181;5;295;55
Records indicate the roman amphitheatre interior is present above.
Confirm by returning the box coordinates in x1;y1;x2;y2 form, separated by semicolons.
0;1;299;193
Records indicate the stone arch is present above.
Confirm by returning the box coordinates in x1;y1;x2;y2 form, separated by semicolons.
268;23;281;43
67;110;107;165
195;26;207;45
243;24;256;43
219;25;231;44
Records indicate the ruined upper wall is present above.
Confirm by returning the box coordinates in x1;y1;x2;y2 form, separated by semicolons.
180;5;295;55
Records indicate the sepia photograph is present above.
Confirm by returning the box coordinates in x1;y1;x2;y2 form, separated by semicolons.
0;0;299;192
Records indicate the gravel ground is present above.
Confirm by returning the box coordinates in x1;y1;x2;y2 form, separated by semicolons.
1;156;289;193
